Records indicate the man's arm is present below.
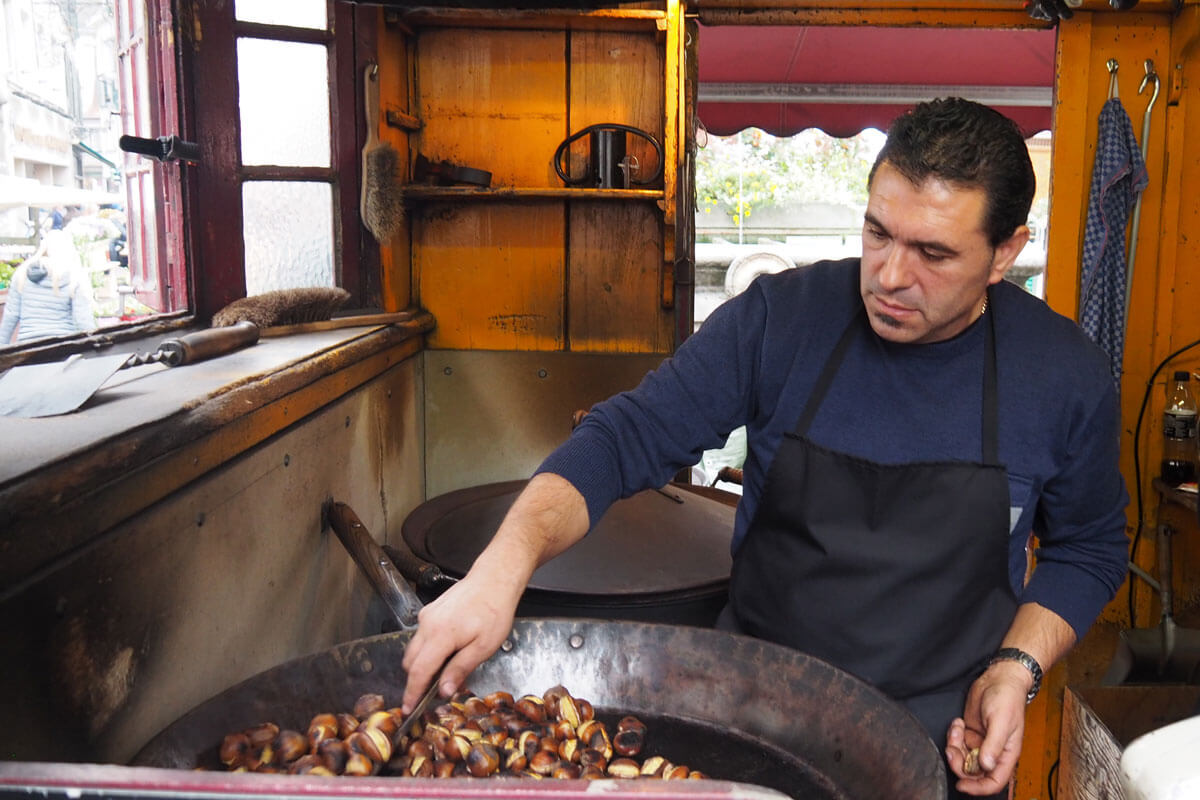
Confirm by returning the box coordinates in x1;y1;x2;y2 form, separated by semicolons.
399;472;590;712
945;602;1076;796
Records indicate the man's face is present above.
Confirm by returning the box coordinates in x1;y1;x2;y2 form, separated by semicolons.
859;162;1029;344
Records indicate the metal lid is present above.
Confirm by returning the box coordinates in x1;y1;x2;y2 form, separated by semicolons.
402;480;735;597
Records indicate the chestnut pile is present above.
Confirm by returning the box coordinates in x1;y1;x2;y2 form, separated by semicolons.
216;683;708;781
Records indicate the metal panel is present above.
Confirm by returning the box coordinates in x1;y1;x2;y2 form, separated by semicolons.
423;349;665;497
0;362;423;765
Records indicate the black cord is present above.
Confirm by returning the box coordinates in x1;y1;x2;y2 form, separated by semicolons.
1128;337;1200;625
1047;758;1058;800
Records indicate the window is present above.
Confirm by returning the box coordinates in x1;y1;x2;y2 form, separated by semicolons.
0;0;373;353
187;0;371;320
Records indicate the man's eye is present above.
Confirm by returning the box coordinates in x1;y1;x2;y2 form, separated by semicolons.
867;227;888;241
921;249;949;262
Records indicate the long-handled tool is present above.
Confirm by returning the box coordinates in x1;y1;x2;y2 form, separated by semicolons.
325;500;452;742
0;320;259;418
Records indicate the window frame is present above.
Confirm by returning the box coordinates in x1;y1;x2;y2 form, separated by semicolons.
181;0;378;320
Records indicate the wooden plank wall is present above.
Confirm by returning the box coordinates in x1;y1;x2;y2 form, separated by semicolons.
403;23;673;353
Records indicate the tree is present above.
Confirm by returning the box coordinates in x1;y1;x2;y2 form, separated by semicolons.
695;127;882;226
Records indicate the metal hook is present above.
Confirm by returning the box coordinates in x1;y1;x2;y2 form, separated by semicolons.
1107;58;1120;99
369;62;379;80
1139;58;1161;111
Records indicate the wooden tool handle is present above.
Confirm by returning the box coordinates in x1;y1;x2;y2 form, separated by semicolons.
326;500;422;632
158;320;260;366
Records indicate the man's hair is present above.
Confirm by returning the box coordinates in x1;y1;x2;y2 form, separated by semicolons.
869;97;1036;247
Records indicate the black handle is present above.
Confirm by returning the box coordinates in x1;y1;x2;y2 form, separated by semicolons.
326;501;423;632
553;124;663;187
119;134;202;164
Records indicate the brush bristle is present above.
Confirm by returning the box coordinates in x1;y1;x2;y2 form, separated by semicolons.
213;287;351;328
363;144;406;243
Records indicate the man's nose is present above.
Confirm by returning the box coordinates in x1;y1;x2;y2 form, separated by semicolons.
876;245;916;289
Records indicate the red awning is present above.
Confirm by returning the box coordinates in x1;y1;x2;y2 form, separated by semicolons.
697;25;1057;139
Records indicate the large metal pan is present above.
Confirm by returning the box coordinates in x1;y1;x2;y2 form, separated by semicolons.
131;503;946;799
399;480;737;626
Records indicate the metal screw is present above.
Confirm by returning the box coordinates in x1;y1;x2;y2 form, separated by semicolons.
537;368;548;379
569;634;584;649
444;366;453;376
283;454;290;467
500;639;514;652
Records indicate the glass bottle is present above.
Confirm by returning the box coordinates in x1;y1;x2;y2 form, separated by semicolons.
1162;370;1198;486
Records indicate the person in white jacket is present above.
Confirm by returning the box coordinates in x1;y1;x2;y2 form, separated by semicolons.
0;230;94;345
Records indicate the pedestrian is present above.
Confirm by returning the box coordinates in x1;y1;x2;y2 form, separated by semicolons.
396;97;1130;799
0;230;95;344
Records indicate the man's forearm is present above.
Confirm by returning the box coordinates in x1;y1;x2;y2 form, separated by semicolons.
990;602;1077;695
465;472;591;591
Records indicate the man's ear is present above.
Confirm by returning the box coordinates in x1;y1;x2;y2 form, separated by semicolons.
989;225;1031;285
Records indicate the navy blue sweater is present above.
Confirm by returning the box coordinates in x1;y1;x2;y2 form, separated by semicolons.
538;258;1130;639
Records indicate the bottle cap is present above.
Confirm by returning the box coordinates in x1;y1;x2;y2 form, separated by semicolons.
1175;370;1190;381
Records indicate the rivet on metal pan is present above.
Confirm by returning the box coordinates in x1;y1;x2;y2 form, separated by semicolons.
569;634;585;649
500;639;514;652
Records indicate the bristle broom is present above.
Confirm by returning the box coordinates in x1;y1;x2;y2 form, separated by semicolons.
212;287;351;328
364;143;405;243
361;64;406;244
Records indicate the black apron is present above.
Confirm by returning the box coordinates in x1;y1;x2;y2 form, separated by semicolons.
725;302;1017;799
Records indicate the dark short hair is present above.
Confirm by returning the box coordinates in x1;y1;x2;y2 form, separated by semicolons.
869;97;1036;247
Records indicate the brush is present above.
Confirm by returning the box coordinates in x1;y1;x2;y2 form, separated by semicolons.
361;63;406;244
211;287;416;337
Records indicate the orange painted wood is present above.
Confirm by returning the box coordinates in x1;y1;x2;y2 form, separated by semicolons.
568;201;671;353
417;28;567;189
416;202;565;351
377;14;412;312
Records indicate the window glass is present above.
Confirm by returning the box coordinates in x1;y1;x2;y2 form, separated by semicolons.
1;0;180;348
235;0;328;30
242;181;334;294
237;39;331;168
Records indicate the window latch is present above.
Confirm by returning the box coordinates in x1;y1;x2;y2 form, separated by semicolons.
119;134;201;164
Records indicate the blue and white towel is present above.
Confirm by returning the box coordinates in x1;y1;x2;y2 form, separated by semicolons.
1079;97;1149;389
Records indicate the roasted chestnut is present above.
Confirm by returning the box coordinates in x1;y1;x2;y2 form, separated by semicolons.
465;742;500;777
606;757;641;778
352;693;386;719
613;728;644;758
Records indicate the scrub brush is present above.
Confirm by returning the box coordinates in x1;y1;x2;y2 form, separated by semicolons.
361;63;406;244
212;287;351;328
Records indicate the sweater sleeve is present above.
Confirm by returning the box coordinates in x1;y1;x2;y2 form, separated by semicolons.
536;284;769;528
0;288;21;344
1021;378;1130;639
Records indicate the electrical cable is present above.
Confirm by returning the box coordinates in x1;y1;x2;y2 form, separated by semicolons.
1127;336;1200;625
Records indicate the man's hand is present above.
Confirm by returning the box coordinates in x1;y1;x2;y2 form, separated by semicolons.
399;568;523;712
944;660;1030;796
398;472;591;713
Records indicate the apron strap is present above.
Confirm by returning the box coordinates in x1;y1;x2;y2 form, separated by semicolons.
793;308;864;437
982;287;999;465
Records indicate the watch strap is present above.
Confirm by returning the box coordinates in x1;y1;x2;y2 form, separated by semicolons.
990;647;1043;704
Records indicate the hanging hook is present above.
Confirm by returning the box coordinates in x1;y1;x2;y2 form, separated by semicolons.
1107;58;1120;99
1138;58;1161;112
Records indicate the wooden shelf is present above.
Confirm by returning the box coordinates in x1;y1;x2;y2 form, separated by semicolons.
403;185;665;202
390;7;666;32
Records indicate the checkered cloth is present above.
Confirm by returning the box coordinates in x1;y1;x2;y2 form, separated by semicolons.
1079;97;1148;390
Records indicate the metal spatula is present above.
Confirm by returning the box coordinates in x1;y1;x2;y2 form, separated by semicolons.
0;320;259;417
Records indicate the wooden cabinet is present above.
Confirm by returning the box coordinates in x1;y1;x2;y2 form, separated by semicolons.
378;2;686;354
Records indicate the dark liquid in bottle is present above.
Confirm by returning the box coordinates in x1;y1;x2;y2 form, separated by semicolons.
1162;459;1197;486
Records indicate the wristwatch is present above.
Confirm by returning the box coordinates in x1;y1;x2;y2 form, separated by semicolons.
989;647;1043;704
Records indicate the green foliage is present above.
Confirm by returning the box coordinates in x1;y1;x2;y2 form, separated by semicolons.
696;128;882;225
0;260;18;289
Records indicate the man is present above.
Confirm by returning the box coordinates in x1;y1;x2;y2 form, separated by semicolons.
399;98;1130;798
